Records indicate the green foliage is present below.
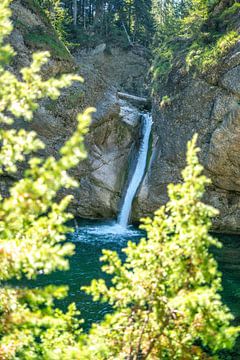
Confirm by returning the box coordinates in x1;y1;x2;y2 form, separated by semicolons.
0;0;14;64
36;0;154;48
25;30;72;61
0;0;94;357
151;0;240;85
36;0;72;45
160;95;171;108
13;1;72;61
81;135;239;359
151;0;188;83
152;45;175;82
182;0;240;73
0;286;82;359
186;30;239;71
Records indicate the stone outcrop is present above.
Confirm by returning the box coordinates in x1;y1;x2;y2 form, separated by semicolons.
133;41;240;233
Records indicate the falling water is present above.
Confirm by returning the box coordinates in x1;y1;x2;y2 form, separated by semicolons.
118;113;152;228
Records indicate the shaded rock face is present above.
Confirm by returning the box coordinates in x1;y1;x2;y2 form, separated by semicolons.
133;42;240;233
69;96;141;218
74;45;150;97
2;0;149;219
8;1;240;233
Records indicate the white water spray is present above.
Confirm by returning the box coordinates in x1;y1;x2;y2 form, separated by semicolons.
118;113;152;228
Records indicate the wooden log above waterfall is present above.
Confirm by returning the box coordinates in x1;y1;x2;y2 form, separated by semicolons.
117;92;151;110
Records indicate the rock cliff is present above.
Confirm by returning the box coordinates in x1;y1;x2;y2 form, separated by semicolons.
134;33;240;232
3;0;240;233
1;0;149;219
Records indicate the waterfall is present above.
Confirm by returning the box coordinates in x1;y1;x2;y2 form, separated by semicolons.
118;113;152;228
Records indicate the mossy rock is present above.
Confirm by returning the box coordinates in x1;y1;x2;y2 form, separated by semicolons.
66;89;85;108
14;0;72;62
152;0;240;90
21;0;49;27
24;28;72;61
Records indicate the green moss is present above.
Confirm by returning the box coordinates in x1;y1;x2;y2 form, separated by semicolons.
66;90;85;108
44;99;58;112
186;31;240;72
14;19;29;32
152;0;240;90
25;29;72;61
15;0;72;61
21;0;50;26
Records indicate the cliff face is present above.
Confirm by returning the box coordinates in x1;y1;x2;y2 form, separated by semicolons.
134;26;240;232
2;0;149;219
4;0;240;233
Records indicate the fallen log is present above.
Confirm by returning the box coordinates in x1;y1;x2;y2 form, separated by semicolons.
117;91;151;109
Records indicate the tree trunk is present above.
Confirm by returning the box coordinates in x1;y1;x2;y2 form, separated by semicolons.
117;92;150;108
73;0;78;28
122;21;133;46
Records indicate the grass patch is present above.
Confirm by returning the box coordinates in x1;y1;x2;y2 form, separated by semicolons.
186;30;239;72
14;0;72;62
151;0;240;90
65;89;85;108
21;0;50;26
25;29;72;61
14;19;29;32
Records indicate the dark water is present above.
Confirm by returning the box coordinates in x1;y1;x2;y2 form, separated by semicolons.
214;235;240;321
15;219;240;356
23;219;146;328
214;234;240;359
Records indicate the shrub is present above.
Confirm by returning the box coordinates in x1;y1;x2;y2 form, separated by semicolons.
82;135;240;359
0;1;93;357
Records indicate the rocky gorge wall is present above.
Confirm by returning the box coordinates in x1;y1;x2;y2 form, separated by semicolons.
1;0;149;219
3;0;240;233
134;38;240;233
